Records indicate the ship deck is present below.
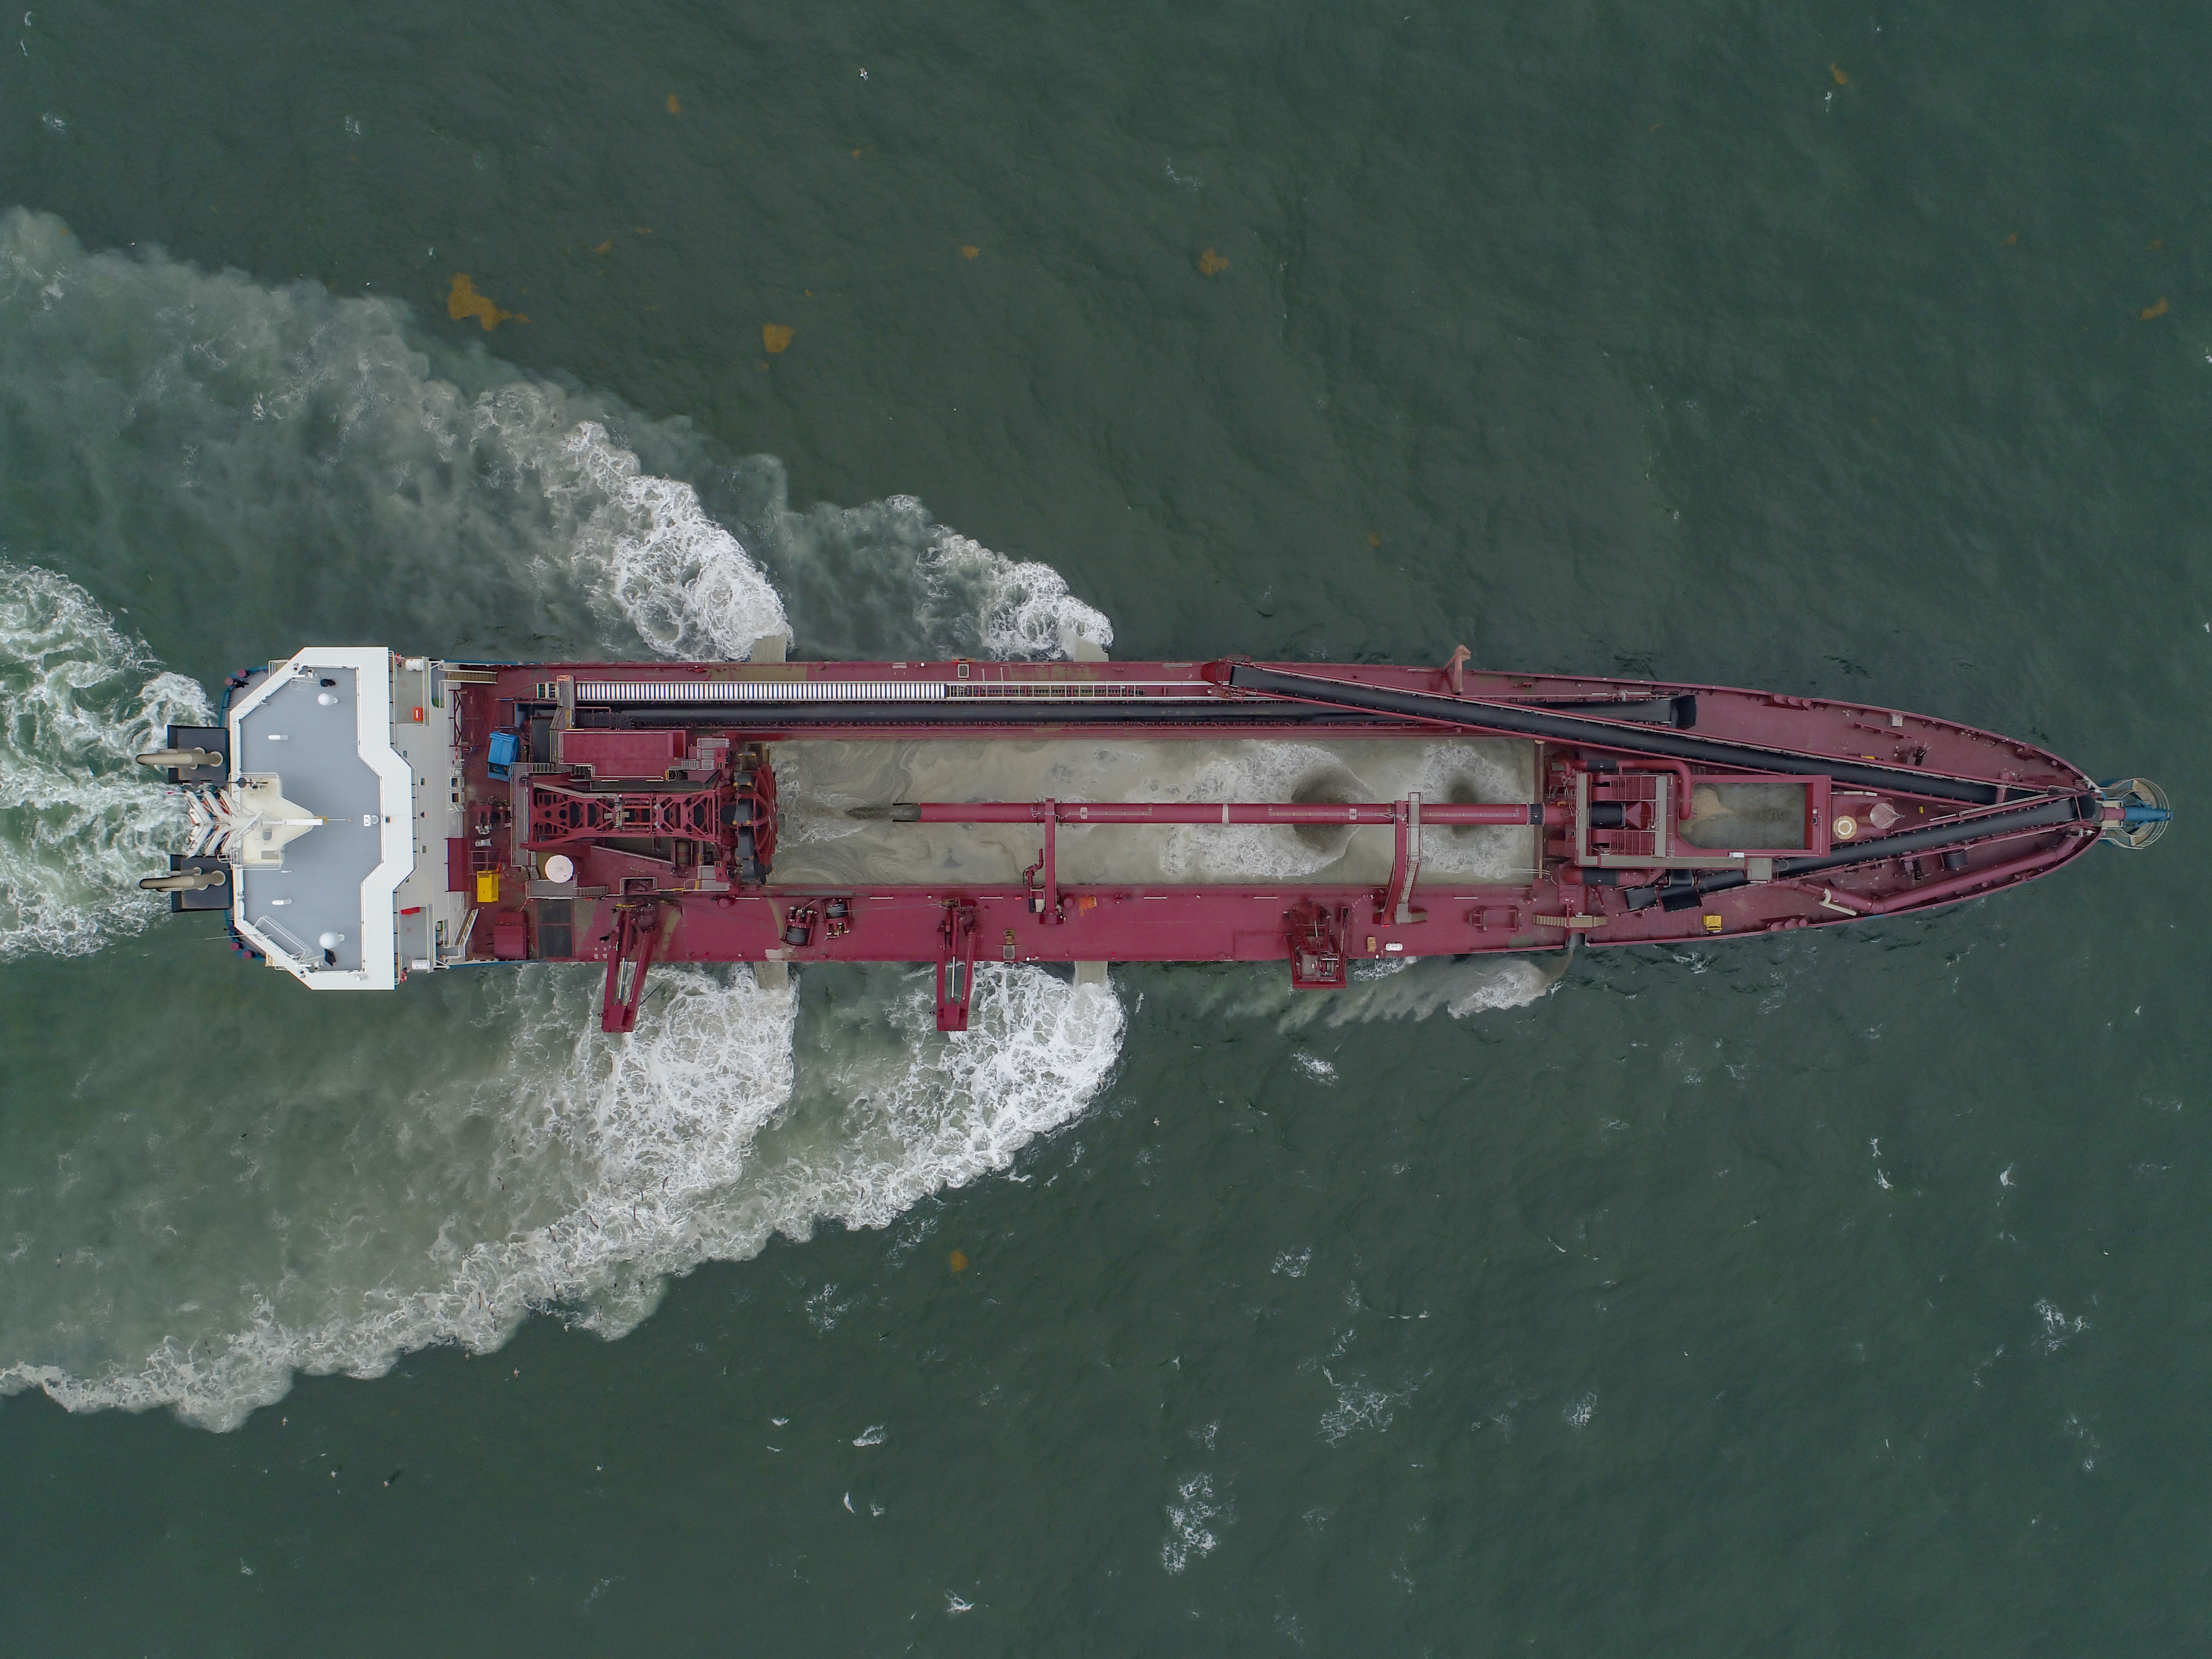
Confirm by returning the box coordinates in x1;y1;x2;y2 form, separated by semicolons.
380;654;2126;1031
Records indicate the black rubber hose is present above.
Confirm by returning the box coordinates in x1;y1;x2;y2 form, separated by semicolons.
580;703;1413;730
1227;665;2004;806
1775;792;2093;878
1636;793;2092;910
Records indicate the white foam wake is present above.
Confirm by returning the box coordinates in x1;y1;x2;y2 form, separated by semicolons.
0;561;211;960
1195;950;1564;1031
718;466;1113;661
0;211;1133;1431
559;422;789;660
930;529;1114;660
0;207;1127;673
0;207;792;665
0;964;1120;1431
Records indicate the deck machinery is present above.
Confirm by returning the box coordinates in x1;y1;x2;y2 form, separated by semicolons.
139;647;2169;1031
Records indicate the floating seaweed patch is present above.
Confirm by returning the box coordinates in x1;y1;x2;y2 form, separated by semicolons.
2142;297;2170;321
1198;247;1229;276
667;94;682;114
763;324;794;353
447;274;525;330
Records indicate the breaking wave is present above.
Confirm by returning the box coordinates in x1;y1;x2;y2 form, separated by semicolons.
0;211;1122;1429
711;466;1111;661
0;212;1528;1433
0;964;1121;1431
0;561;211;960
0;207;786;663
1196;949;1568;1031
0;207;1105;668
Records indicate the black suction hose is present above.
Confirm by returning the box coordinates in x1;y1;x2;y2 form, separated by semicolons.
1635;792;2096;910
1225;664;2004;806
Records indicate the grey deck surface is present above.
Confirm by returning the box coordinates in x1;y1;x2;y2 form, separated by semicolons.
234;668;385;973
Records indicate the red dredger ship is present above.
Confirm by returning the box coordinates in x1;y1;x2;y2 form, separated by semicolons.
136;644;2169;1031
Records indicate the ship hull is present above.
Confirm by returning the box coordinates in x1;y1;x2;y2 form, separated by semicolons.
178;651;2156;1031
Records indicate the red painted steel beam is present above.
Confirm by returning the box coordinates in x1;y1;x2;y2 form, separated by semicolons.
530;782;729;848
599;903;663;1033
1860;840;2071;915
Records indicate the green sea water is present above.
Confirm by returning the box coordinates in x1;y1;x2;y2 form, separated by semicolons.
2;0;2207;1651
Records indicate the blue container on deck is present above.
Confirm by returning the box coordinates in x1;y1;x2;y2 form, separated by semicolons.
486;729;521;780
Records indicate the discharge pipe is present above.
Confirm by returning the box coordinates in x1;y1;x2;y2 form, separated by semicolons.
139;866;229;894
1217;663;2007;807
136;747;224;771
1627;792;2097;911
865;800;1556;826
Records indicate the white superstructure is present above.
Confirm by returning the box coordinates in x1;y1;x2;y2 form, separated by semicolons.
215;649;464;990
